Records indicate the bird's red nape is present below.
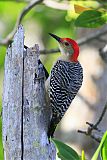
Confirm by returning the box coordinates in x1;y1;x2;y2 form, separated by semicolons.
61;38;79;62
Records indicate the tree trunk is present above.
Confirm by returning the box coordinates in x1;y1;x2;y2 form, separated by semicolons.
2;25;56;160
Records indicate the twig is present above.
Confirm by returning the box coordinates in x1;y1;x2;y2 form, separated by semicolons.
78;130;101;143
86;122;101;132
0;0;43;46
91;103;107;131
40;48;60;54
78;102;107;143
97;37;107;43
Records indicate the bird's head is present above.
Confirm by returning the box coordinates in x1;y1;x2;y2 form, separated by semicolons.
49;33;79;62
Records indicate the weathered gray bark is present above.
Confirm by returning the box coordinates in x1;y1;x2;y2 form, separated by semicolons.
2;25;56;160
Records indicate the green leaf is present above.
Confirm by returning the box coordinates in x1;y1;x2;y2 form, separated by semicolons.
92;131;107;160
52;138;80;160
75;10;107;28
81;150;86;160
101;132;107;160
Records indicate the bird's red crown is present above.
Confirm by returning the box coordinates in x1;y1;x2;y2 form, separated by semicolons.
49;33;79;62
61;38;79;62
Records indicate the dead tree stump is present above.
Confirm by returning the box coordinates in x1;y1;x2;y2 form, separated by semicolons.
2;25;56;160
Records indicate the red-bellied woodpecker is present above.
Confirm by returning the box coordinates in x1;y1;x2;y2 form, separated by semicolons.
46;33;83;138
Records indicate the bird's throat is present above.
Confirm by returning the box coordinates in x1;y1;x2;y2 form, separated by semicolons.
59;54;72;62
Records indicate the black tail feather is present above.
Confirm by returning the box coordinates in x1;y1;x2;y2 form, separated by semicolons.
48;122;57;139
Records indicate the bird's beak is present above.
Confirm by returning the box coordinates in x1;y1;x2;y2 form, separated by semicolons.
49;33;61;42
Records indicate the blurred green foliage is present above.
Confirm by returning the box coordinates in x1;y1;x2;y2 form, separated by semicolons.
75;10;107;28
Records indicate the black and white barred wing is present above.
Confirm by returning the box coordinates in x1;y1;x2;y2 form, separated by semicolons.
50;60;83;122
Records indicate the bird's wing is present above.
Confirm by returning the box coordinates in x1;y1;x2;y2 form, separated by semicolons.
48;60;83;138
50;60;77;118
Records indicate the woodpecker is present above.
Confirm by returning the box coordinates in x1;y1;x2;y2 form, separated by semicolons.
46;33;83;138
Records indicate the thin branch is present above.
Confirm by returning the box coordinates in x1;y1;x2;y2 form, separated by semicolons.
97;37;107;43
78;102;107;143
78;27;107;45
90;103;107;131
40;48;60;54
78;130;101;143
86;122;101;132
0;0;43;46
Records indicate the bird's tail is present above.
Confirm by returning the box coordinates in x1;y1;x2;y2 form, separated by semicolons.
47;121;57;139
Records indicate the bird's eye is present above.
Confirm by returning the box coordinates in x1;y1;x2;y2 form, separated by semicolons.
64;42;69;46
